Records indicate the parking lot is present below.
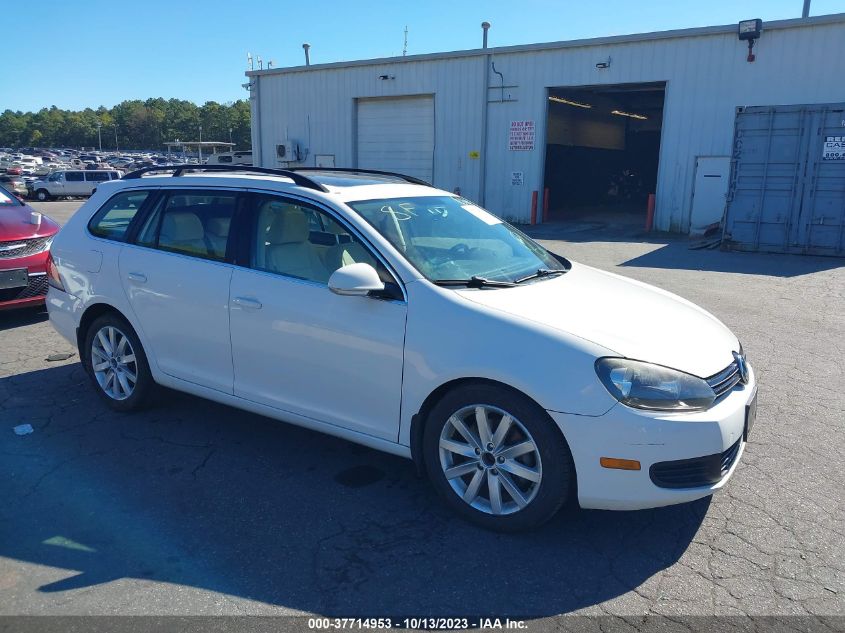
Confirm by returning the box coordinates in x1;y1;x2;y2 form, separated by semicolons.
1;200;843;620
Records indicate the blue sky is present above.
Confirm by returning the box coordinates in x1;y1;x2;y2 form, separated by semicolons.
3;0;842;112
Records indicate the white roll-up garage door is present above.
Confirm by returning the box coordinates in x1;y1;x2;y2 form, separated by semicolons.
356;96;434;183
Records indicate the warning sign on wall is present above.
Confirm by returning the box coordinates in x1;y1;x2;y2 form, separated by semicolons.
509;120;535;151
822;136;845;160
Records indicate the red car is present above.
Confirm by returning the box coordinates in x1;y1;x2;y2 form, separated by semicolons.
0;184;59;311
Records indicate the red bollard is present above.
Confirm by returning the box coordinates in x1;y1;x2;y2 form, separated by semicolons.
645;193;655;231
530;191;538;225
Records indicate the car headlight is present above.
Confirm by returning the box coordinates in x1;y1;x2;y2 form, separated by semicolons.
595;357;715;412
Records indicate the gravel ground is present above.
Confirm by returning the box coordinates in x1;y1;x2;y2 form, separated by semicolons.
0;200;842;621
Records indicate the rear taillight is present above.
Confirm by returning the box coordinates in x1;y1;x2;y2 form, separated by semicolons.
46;250;65;291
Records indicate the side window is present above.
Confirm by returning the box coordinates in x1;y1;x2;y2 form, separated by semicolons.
217;155;233;163
251;195;382;285
88;190;151;241
65;171;84;182
136;191;238;261
87;172;110;182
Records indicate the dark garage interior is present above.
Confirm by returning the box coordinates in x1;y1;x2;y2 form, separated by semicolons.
543;82;665;225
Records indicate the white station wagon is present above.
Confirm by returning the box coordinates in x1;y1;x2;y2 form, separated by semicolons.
46;166;757;531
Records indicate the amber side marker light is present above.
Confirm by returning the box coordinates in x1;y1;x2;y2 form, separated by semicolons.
600;457;642;471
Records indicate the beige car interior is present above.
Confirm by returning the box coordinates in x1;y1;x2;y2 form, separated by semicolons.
155;195;236;260
256;199;378;283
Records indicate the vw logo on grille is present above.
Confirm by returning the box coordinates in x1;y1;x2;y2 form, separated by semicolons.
733;351;749;384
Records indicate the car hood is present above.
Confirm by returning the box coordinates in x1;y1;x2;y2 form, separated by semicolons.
0;204;59;241
456;262;738;378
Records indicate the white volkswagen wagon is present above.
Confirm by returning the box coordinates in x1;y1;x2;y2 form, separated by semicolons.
46;166;757;531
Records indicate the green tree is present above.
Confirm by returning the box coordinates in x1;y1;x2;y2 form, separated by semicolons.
0;99;252;150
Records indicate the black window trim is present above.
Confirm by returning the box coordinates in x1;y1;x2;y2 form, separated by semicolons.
241;189;406;303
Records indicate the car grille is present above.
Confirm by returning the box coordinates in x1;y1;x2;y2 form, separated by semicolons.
649;438;742;489
0;273;48;303
706;360;742;399
0;236;51;260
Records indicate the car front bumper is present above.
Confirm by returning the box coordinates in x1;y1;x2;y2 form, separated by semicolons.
548;367;756;510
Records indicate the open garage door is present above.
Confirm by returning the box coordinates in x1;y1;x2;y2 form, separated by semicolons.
356;96;434;183
543;83;665;227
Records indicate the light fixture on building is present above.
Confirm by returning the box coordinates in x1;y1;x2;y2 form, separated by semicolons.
611;109;648;120
548;96;592;109
738;18;762;62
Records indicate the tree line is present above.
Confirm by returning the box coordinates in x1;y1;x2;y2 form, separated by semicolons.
0;99;251;151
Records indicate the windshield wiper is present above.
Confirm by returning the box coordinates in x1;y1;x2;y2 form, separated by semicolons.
514;268;566;284
433;275;517;288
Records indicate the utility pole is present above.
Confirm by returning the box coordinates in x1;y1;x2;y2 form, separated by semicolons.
114;125;118;152
198;125;203;164
403;26;408;56
229;127;233;145
802;0;811;17
96;122;102;152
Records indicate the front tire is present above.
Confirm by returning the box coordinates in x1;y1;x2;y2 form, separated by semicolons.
83;313;153;411
423;384;574;532
35;189;51;202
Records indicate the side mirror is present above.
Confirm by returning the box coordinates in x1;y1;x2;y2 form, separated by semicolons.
328;263;385;296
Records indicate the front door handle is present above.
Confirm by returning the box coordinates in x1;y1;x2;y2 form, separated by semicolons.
127;272;147;283
232;296;263;310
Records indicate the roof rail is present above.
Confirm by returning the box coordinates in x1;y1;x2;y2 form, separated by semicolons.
121;164;330;192
290;167;432;187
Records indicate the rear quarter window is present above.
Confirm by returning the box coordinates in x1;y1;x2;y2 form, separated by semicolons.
88;190;151;241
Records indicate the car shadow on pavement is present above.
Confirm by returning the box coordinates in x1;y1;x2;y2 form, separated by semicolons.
0;363;709;618
0;307;48;332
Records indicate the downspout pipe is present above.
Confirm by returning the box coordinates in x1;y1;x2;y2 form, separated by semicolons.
251;76;262;166
479;22;491;206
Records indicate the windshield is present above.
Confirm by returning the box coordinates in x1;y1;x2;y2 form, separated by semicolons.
0;185;22;206
347;196;565;283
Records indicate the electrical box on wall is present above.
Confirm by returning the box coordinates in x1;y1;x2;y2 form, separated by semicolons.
276;140;299;163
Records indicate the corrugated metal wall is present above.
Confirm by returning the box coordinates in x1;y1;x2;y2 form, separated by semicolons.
249;16;845;232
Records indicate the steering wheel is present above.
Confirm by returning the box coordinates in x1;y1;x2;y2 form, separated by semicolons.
448;243;471;257
430;242;471;267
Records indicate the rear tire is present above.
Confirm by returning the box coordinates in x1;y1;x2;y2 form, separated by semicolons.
83;313;153;412
423;383;574;532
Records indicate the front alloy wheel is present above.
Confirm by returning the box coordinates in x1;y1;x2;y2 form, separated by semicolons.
439;405;542;515
424;384;574;532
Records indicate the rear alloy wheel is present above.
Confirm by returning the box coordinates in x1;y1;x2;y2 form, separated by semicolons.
424;384;574;532
84;314;153;411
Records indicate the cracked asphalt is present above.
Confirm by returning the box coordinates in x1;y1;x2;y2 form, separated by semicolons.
0;201;843;620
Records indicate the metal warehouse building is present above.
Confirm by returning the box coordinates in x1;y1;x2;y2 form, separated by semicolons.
247;13;845;253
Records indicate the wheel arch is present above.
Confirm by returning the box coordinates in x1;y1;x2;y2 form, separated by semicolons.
76;302;131;363
410;377;565;474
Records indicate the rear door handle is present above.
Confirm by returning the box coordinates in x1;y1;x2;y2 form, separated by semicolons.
127;272;147;283
232;296;263;310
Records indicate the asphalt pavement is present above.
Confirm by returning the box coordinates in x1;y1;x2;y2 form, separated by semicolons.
0;200;842;620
